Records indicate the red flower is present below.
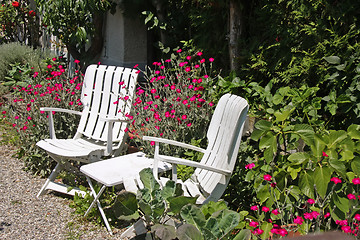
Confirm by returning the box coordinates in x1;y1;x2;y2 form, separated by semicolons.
330;177;342;184
352;178;360;185
322;151;329;157
307;198;315;204
12;1;19;7
29;10;36;16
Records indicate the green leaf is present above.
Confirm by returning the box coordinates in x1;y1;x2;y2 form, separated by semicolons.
139;168;160;192
256;184;270;203
314;166;332;199
274;109;292;122
180;204;206;231
168;196;197;215
216;209;240;237
329;158;347;179
111;191;139;221
251;129;264;141
152;224;177;240
201;201;228;219
260;222;273;239
348;124;360;140
293;124;314;146
299;171;314;199
324;56;341;65
332;192;349;216
254;120;272;131
233;229;252;240
328;130;348;149
259;132;276;150
204;218;221;239
288;152;310;165
351;157;360;176
177;224;203;240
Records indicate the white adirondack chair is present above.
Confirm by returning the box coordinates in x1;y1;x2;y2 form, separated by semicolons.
79;94;249;235
36;64;138;197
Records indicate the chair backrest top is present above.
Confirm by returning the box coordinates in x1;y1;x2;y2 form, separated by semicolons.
194;94;249;201
76;64;138;142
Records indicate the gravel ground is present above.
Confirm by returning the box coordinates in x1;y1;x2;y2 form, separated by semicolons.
0;142;131;240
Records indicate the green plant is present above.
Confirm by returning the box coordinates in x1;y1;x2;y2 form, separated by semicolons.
1;57;84;176
36;0;116;66
109;168;250;240
130;45;217;160
0;42;49;84
0;0;40;47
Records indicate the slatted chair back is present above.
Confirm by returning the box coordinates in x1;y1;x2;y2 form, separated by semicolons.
195;94;249;203
75;65;138;145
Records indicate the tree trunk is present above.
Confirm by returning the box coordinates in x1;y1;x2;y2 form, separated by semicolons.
229;0;243;72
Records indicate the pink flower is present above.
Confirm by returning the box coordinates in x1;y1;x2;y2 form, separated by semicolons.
14;116;19;119
186;123;192;127
150;89;156;93
262;206;270;212
150;141;155;146
336;220;348;226
307;199;315;204
294;216;304;225
185;67;191;72
348;193;356;200
133;64;139;68
272;209;280;215
74;59;80;64
254;228;263;235
249;221;259;228
186;56;191;60
324;212;330;218
250;205;258;211
176;49;182;53
263;174;272;181
355;214;360;221
341;225;352;233
209;57;214;62
200;58;205;63
270;182;277;188
179;62;188;67
330;177;342;184
47;64;52;69
278;228;288;237
181;115;187;120
352;178;360;185
322;151;329;157
197;52;203;56
245;163;255;169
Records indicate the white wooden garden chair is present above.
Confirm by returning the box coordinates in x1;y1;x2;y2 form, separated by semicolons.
36;64;138;198
79;94;249;235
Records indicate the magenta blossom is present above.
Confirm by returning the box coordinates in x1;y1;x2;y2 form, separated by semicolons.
245;163;255;169
294;216;304;225
307;198;315;204
249;221;259;228
347;193;356;200
250;205;258;211
261;206;270;212
352;178;360;185
330;177;342;184
263;174;272;181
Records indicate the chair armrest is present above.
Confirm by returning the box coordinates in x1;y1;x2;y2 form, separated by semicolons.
40;107;82;116
143;136;206;153
158;154;232;176
99;116;129;156
40;107;82;139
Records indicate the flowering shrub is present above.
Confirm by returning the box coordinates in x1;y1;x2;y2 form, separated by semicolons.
0;0;40;46
129;47;217;158
236;120;360;239
1;57;84;176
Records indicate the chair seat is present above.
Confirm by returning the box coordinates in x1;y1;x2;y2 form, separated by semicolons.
80;152;172;187
36;138;107;158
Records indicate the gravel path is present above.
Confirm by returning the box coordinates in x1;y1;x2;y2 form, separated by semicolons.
0;142;130;240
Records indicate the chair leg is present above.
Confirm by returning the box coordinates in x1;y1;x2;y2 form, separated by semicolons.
37;162;63;198
85;177;113;234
